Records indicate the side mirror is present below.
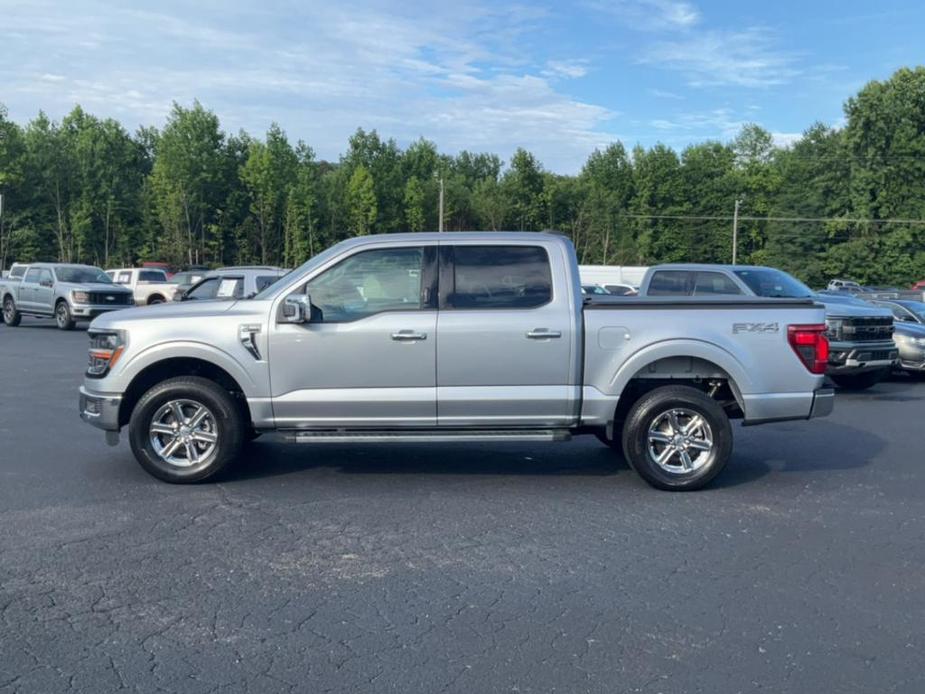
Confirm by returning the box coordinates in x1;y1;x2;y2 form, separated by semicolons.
41;280;53;288
281;294;313;324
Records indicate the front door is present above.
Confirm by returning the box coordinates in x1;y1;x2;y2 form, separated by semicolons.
436;243;577;427
34;268;55;312
269;245;437;428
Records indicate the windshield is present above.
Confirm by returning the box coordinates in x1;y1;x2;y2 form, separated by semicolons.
900;301;925;322
734;268;813;298
55;266;112;284
252;242;350;300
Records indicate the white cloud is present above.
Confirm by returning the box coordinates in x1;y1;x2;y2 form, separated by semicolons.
647;88;683;99
586;0;700;30
771;132;802;148
641;27;800;88
0;0;617;172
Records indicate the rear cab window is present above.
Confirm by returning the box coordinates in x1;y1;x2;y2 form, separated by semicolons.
445;245;552;309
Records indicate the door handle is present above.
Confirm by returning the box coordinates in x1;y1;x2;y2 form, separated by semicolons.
526;329;562;339
391;330;428;342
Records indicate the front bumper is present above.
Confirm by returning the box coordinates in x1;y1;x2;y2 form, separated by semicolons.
71;303;132;319
79;386;122;432
827;340;897;374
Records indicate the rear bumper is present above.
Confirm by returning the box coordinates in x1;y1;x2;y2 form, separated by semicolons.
79;386;122;432
742;387;834;426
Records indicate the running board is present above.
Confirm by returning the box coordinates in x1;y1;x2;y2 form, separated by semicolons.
284;429;572;444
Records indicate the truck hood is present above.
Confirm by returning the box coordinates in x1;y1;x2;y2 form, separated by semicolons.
812;294;892;319
89;299;266;330
895;321;925;339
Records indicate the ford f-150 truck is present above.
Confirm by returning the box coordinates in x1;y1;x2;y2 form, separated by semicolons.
3;263;134;329
78;233;833;490
638;264;897;390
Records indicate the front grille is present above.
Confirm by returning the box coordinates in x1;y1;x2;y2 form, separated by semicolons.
88;292;132;305
860;350;895;361
843;317;893;342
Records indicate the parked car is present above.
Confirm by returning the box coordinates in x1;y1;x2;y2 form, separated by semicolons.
867;300;925;377
2;263;133;329
827;279;863;292
169;270;208;301
0;263;29;323
638;264;898;390
581;284;610;296
106;267;177;305
911;280;925;290
180;266;288;302
79;232;833;490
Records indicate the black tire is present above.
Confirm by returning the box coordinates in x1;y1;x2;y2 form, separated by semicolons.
830;369;888;390
128;376;245;483
621;385;733;491
147;295;165;305
3;296;21;326
55;300;76;330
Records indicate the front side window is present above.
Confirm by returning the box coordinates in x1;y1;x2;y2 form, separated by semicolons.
39;269;53;286
185;277;220;300
647;271;691;296
24;268;41;283
448;246;552;309
693;272;742;296
304;247;424;322
734;269;813;298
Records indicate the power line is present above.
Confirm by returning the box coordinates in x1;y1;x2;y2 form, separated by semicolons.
615;213;925;226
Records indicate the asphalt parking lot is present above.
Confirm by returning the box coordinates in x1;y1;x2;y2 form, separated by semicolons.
1;317;924;694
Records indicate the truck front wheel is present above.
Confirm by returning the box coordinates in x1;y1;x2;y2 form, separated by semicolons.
55;300;76;330
129;376;245;483
621;385;732;491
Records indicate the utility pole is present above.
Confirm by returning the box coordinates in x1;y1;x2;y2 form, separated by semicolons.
732;198;741;265
438;177;444;232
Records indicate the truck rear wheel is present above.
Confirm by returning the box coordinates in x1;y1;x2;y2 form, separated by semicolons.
621;385;732;491
830;369;888;390
129;376;245;483
3;297;21;326
55;300;76;330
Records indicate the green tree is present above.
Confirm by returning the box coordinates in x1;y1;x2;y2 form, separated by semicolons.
404;176;426;232
347;165;377;236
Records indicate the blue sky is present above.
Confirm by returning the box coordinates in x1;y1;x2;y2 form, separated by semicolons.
1;0;923;172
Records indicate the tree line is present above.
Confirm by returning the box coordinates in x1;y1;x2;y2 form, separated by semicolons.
1;66;924;288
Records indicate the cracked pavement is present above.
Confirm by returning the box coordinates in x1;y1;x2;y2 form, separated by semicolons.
1;319;924;693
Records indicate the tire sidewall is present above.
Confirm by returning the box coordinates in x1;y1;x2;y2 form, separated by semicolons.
3;297;21;326
622;387;733;491
55;300;75;330
129;377;244;483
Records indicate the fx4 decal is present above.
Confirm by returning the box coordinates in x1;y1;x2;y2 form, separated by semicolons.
732;322;780;335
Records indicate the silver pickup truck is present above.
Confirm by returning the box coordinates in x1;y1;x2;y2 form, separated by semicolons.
78;233;833;490
3;263;134;329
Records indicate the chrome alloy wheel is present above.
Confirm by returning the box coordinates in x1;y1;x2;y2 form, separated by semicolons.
149;399;219;467
4;299;16;321
646;407;714;475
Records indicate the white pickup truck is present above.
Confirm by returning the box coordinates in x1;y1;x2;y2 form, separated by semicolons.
106;268;177;305
79;233;833;490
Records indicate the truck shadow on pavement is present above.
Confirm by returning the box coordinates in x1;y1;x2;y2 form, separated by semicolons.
221;418;884;490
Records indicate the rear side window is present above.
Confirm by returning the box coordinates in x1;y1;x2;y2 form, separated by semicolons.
10;266;26;279
647;271;690;296
448;246;552;309
692;272;742;296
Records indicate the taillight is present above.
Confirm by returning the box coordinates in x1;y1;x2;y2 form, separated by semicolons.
787;324;829;375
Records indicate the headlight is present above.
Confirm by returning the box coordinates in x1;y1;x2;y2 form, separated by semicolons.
825;318;844;341
72;291;90;304
87;330;127;377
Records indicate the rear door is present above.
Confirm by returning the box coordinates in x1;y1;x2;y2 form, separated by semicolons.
436;243;576;427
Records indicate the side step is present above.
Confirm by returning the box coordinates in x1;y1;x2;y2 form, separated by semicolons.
284;429;572;444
